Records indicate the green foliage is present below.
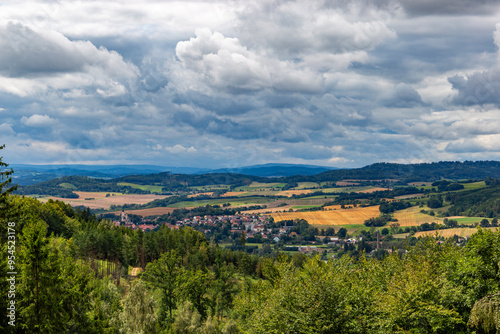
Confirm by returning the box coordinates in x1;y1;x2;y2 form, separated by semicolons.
468;293;500;333
119;279;157;334
446;185;500;218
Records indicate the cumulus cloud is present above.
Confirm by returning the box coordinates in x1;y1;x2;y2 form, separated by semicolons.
0;22;138;78
445;135;500;153
447;24;500;107
175;28;323;94
378;83;426;108
21;114;57;127
0;0;500;167
165;145;197;154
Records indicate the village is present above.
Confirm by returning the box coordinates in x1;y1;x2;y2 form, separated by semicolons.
113;210;368;255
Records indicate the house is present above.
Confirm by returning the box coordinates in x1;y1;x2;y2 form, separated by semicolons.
298;246;318;254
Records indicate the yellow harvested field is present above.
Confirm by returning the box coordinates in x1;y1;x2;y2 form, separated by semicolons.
271;206;380;225
356;187;389;193
277;190;312;197
415;227;497;238
323;205;354;210
40;192;170;209
394;207;443;226
188;192;213;198
222;192;247;197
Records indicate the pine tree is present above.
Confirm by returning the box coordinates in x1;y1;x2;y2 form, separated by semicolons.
0;144;16;242
18;220;65;333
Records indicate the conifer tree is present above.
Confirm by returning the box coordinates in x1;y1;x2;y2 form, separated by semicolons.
18;220;65;333
0;144;16;242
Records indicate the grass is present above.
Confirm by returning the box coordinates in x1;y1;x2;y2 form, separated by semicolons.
452;217;491;224
117;182;163;193
292;205;323;210
462;181;486;190
235;182;286;191
59;182;77;189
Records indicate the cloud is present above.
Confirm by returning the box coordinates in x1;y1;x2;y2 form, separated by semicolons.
445;135;500;153
399;0;500;16
447;24;500;107
21;114;57;127
0;22;138;78
378;83;426;108
0;0;500;168
164;145;197;154
175;28;323;94
0;123;15;136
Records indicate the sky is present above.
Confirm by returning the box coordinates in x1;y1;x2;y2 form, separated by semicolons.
1;0;500;169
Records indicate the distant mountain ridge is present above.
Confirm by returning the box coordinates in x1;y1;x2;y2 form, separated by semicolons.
10;163;338;185
205;163;338;177
11;160;500;188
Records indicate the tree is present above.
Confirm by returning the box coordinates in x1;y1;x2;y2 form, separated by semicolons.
18;219;66;333
481;219;490;227
143;250;182;325
337;227;347;238
0;145;16;242
120;279;157;334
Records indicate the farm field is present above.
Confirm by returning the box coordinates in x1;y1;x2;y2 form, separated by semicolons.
277;189;312;197
415;227;497;238
295;182;321;189
393;206;443;226
452;217;493;224
167;196;273;208
235;182;285;191
271;206;380;226
117;182;163;193
112;207;178;217
38;192;170;209
462;181;486;190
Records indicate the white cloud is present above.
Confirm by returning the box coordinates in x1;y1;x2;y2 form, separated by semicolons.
175;28;324;94
0;123;15;136
165;145;197;154
21;114;57;127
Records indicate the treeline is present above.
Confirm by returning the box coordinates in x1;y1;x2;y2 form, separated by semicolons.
16;161;500;198
285;160;500;183
446;185;500;218
15;175;150;197
115;172;271;190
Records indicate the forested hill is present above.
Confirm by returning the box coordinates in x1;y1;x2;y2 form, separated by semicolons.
114;172;268;188
288;160;500;183
14;160;500;197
